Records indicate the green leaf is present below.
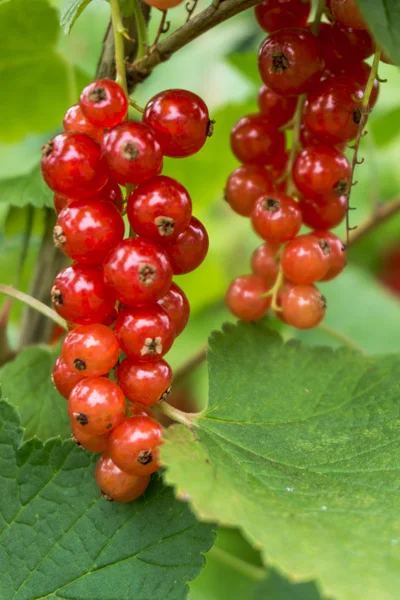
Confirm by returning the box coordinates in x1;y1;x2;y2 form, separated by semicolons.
227;53;260;86
0;399;214;599
0;163;52;209
162;322;400;600
0;346;69;441
61;0;94;34
357;0;400;64
254;570;325;600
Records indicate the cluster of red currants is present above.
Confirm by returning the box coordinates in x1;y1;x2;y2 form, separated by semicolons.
225;0;381;329
42;79;210;502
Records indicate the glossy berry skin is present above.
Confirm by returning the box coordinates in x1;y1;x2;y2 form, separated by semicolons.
54;199;124;265
127;175;192;242
95;454;150;503
337;62;379;108
80;79;128;128
102;121;163;185
251;242;280;287
108;416;163;476
330;0;367;30
313;230;347;281
164;217;209;275
225;165;275;217
293;145;351;199
115;305;175;361
281;284;326;329
98;178;124;212
318;22;373;71
63;104;104;143
69;377;125;436
255;0;310;33
251;193;302;244
51;264;116;325
258;29;324;96
53;193;70;215
257;85;297;126
281;234;331;284
143;89;210;158
230;114;285;165
117;357;173;406
104;238;173;306
225;274;271;321
299;123;346;152
41;132;108;196
52;357;84;399
157;282;190;336
71;419;109;453
300;194;347;230
62;324;120;377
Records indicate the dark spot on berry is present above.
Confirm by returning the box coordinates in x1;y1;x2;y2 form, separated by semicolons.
73;358;87;372
101;491;114;502
353;108;362;124
137;450;153;465
51;286;63;306
138;263;156;286
154;216;175;236
160;386;172;402
88;87;107;103
73;411;89;426
271;52;289;73
53;225;66;248
334;179;349;196
263;197;280;212
41;141;54;157
319;239;331;255
106;423;112;429
207;119;216;137
319;294;327;310
72;434;83;448
122;141;139;161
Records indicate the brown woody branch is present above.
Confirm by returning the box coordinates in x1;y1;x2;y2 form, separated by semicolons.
348;197;400;246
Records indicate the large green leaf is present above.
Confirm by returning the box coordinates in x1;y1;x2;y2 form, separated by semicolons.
357;0;400;64
60;0;94;34
0;400;214;599
0;163;52;209
162;323;400;600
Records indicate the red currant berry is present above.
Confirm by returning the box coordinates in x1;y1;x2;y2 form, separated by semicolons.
300;123;347;152
69;377;125;435
143;89;210;158
319;22;373;71
95;454;150;503
225;274;271;321
164;217;209;275
104;238;173;306
127;175;192;242
79;79;128;128
255;0;310;33
71;419;109;453
313;230;347;281
293;145;351;199
281;284;326;329
157;282;190;336
225;165;275;217
52;356;84;399
102;121;163;185
108;416;163;476
251;192;302;244
63;104;104;143
251;242;280;287
51;264;116;325
330;0;367;30
53;193;70;215
258;28;324;96
115;305;175;361
62;324;120;377
98;178;124;212
54;199;124;265
143;0;184;7
41;132;108;196
336;62;379;108
281;234;331;284
258;84;297;126
300;194;347;230
230;114;285;165
117;357;173;406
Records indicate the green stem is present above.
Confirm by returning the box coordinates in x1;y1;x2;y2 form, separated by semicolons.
0;284;67;330
109;0;129;94
311;0;325;35
157;400;203;427
317;323;364;353
132;0;148;59
362;46;381;109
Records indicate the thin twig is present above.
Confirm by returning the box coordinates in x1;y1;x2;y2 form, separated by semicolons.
317;323;364;353
152;10;170;47
185;0;199;22
347;197;400;247
0;284;67;330
109;0;129;93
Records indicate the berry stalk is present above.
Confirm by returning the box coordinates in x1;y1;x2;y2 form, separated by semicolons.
132;0;149;60
109;0;129;94
0;284;67;330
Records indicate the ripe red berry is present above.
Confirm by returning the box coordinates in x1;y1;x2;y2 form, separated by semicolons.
299;122;346;152
251;192;302;244
108;416;163;476
157;282;190;336
164;217;209;274
53;193;70;215
293;145;351;199
54;199;124;265
115;305;175;361
225;274;271;321
281;284;326;329
336;62;379;108
71;419;109;453
330;0;367;30
300;194;347;230
318;21;373;71
41;132;108;196
95;454;150;503
51;264;116;325
313;230;347;281
98;178;124;212
281;234;331;284
62;324;120;377
255;0;310;33
102;121;163;185
230;114;285;165
104;238;173;306
251;242;280;287
79;79;128;128
143;89;210;158
143;0;184;8
69;377;125;435
63;104;104;143
225;165;275;217
52;356;84;399
258;84;297;127
258;28;324;96
117;357;173;406
127;175;192;242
